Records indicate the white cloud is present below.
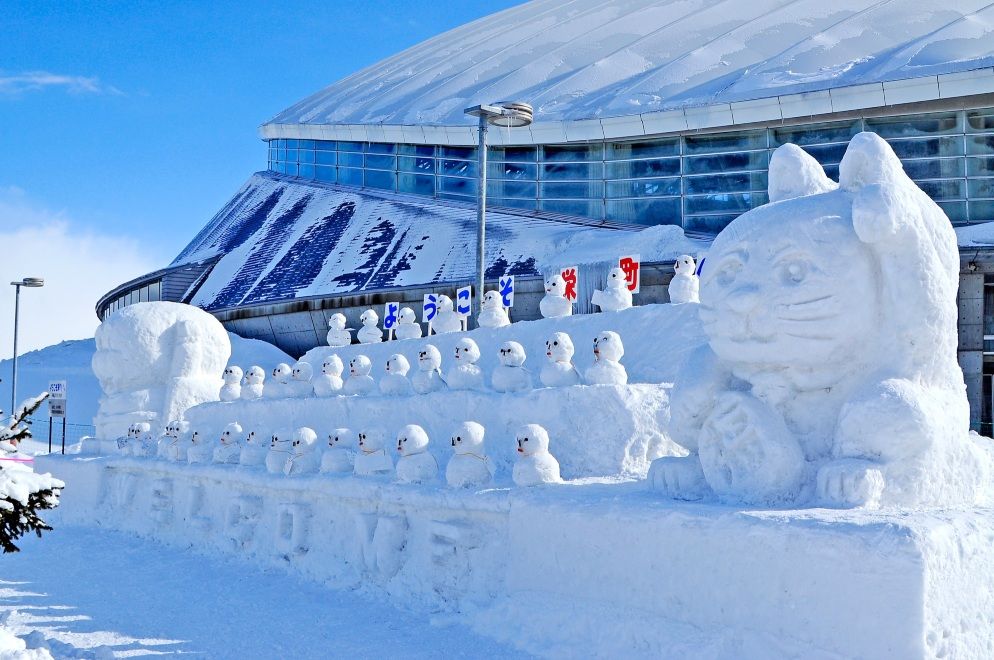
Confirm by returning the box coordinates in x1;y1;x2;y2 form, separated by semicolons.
0;187;162;359
0;71;122;96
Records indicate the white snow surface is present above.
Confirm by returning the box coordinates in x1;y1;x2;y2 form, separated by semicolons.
267;0;994;127
956;220;994;247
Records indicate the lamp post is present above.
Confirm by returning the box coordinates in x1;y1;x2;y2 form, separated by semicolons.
463;102;533;314
10;277;44;416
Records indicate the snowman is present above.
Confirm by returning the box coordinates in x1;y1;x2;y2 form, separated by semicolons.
445;421;494;489
312;355;345;396
668;254;699;304
187;429;213;464
477;290;510;328
540;332;580;387
134;423;156;457
265;430;292;474
354;428;394;477
219;366;243;402
326;313;352;347
167;423;193;462
585;331;627;385
213;422;243;464
344;355;377;395
239;429;269;467
241;366;266;400
446;338;484;390
157;420;187;460
289;361;314;397
284;427;320;476
432;294;463;334
395;424;438;484
357;309;383;344
380;354;413;396
539;274;572;318
590;267;633;312
320;428;355;474
265;363;293;399
492;341;531;393
512;424;562;486
394;307;422;340
411;345;446;394
117;423;136;455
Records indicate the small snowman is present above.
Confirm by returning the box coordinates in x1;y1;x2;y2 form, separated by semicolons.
411;345;446;394
539;274;572;318
668;254;699;304
239;429;269;467
354;428;394;477
117;424;136;455
266;430;292;474
167;422;192;462
213;422;243;464
312;355;345;396
320;428;355;474
395;424;438;484
540;332;580;387
446;338;484;390
445;421;494;489
289;361;313;397
134;423;156;457
326;313;352;347
590;267;633;312
187;429;212;464
492;341;531;393
284;427;320;476
157;420;185;460
512;424;562;487
357;309;383;344
344;355;377;395
585;331;627;385
380;354;413;396
432;294;463;334
241;366;266;400
477;290;510;329
219;366;243;402
394;307;422;340
265;363;293;399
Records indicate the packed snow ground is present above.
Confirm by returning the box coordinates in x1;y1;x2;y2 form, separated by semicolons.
0;526;529;659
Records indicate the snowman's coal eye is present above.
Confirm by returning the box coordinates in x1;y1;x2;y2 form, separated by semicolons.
457;436;462;442
553;341;558;346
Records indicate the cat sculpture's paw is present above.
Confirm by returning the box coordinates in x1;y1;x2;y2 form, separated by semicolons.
647;456;709;500
816;459;885;508
698;392;805;505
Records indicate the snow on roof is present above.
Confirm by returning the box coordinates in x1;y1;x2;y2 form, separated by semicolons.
956;222;994;248
267;0;994;128
173;173;645;311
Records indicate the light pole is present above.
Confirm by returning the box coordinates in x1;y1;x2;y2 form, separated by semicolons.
463;101;533;315
10;277;44;416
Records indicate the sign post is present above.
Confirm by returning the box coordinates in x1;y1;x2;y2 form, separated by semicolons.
619;254;641;294
383;302;400;341
560;266;579;309
48;380;67;454
423;294;438;335
456;285;473;331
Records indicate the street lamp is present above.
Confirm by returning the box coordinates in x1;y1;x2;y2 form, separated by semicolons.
463;101;534;315
10;277;44;416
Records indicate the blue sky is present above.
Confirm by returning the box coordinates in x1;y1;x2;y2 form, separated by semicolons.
0;1;523;356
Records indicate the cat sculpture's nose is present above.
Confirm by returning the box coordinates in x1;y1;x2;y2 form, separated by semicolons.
727;284;761;315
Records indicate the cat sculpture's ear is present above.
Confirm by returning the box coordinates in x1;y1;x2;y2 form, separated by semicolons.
768;143;838;202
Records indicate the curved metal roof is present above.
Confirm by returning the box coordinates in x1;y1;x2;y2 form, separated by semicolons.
267;0;994;129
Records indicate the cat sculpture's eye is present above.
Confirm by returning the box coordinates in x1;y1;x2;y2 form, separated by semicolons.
779;259;810;285
714;259;743;287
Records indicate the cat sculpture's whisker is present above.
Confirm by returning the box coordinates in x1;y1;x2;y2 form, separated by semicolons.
776;314;838;323
783;331;835;341
780;294;835;308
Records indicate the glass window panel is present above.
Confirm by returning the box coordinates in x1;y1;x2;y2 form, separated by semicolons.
314;140;336;151
968;135;994;156
938;201;968;224
771;120;861;146
684;172;768;195
398;173;435;196
541;162;603;180
490;197;538;211
823;164;840;182
490;146;537;162
284;163;298;176
684;192;768;214
683;214;740;234
439;159;476;177
138;286;148;303
542;143;602;162
606;197;681;226
365;154;396;170
606;177;681;198
399;144;435;156
277;148;286;161
969;179;994;199
491;162;537;180
438;176;476;196
797;143;848;165
539;181;604;198
285;139;299;149
366;143;396;154
284;149;298;162
338;152;363;168
315;165;336;183
338;141;363;152
968;157;994;177
149;281;161;302
299;164;315;179
903;158;964;180
315;151;336;165
440;146;476;159
967;108;994;133
276;139;285;149
685;130;765;155
126;291;135;306
887;136;962;159
865;113;961;138
488;180;536;199
338;167;362;186
273;162;286;174
970;200;994;222
607;138;679;159
297;149;314;164
299;140;315;150
399;156;434;173
916;179;964;200
540;199;602;218
683;151;767;175
365;169;396;191
606;157;680;179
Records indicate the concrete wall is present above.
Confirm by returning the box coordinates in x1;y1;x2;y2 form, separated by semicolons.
957;271;985;431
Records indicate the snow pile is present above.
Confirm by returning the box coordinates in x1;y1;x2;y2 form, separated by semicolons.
956;221;994;247
650;133;992;508
0;625;53;660
92;302;230;440
537;224;706;272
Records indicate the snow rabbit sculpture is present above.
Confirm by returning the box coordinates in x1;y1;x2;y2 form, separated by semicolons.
649;134;990;509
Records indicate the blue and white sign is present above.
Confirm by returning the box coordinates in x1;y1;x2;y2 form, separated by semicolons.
48;380;67;399
498;275;515;308
383;302;400;330
456;285;472;316
423;294;439;323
